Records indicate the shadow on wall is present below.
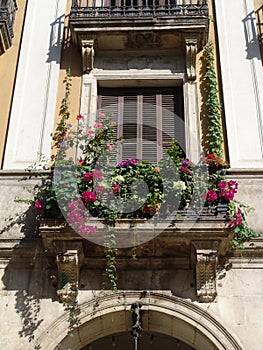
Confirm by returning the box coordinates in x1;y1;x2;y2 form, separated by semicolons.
0;184;56;345
242;10;262;60
46;14;65;64
46;13;82;77
0;197;198;347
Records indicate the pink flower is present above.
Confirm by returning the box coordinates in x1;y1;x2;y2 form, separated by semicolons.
79;225;98;237
228;180;238;190
86;129;94;135
83;172;93;182
106;143;113;151
93;169;103;181
112;183;119;193
76;114;84;121
206;189;218;202
34;200;43;211
82;191;97;203
230;210;243;227
94;122;103;129
179;166;192;175
222;191;234;201
98;112;105;119
95;185;106;194
77;158;84;164
217;181;227;189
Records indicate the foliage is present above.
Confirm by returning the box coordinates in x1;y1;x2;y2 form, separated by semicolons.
17;59;260;296
228;201;260;248
203;41;259;247
204;41;224;157
51;68;72;161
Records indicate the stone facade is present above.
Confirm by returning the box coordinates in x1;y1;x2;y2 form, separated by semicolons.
1;0;263;349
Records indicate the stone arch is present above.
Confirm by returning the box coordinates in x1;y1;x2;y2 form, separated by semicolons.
35;292;243;350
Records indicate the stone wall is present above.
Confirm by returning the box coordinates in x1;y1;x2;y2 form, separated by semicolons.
0;173;263;349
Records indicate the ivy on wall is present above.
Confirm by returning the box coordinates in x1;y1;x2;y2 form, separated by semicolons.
203;41;224;157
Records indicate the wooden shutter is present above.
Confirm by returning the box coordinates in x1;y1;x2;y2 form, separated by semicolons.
122;94;138;160
142;93;157;163
98;87;184;163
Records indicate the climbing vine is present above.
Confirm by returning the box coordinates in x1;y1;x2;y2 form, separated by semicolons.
203;41;224;157
203;41;260;248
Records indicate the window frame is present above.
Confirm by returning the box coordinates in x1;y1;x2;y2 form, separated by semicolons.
97;86;185;163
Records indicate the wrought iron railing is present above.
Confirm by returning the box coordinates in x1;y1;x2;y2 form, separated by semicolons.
255;5;263;46
70;0;208;19
0;0;17;38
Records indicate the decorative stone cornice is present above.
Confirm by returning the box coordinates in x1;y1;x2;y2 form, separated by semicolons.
39;215;233;303
185;35;198;80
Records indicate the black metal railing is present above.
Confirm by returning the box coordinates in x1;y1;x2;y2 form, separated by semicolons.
70;0;208;19
0;0;17;38
255;5;263;45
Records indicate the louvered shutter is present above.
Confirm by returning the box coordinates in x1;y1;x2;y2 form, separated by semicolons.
98;87;184;164
142;93;157;163
122;94;138;160
97;92;119;163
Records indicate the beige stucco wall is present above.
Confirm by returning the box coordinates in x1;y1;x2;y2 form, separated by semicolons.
254;0;263;9
53;0;82;138
0;0;27;167
0;2;263;349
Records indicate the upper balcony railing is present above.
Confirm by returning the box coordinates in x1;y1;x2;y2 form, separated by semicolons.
0;0;17;54
70;0;208;19
0;0;17;37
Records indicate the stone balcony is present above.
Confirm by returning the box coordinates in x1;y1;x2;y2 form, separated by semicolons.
39;208;233;303
69;0;209;78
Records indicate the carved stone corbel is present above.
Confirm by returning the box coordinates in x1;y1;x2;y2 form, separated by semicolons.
185;36;198;81
56;250;80;303
192;241;218;302
82;38;95;73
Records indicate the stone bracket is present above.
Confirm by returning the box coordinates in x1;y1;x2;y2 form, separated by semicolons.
81;36;95;73
192;241;219;303
185;35;198;81
56;249;81;303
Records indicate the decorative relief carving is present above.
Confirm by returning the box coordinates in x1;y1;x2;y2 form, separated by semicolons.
192;241;218;303
126;32;162;49
185;36;198;80
56;250;80;303
82;38;95;73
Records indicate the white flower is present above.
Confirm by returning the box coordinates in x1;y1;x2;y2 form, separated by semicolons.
113;175;125;183
173;181;186;191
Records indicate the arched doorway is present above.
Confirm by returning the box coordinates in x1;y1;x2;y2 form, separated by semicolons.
35;292;242;350
82;331;194;350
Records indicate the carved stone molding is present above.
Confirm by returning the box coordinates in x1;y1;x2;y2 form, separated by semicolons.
81;37;95;73
185;36;198;80
56;250;80;303
192;241;218;303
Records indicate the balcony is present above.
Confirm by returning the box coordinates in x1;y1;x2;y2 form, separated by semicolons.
70;0;208;19
40;205;233;303
0;0;17;54
69;0;209;53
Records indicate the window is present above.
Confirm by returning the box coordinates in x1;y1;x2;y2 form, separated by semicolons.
98;87;184;163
